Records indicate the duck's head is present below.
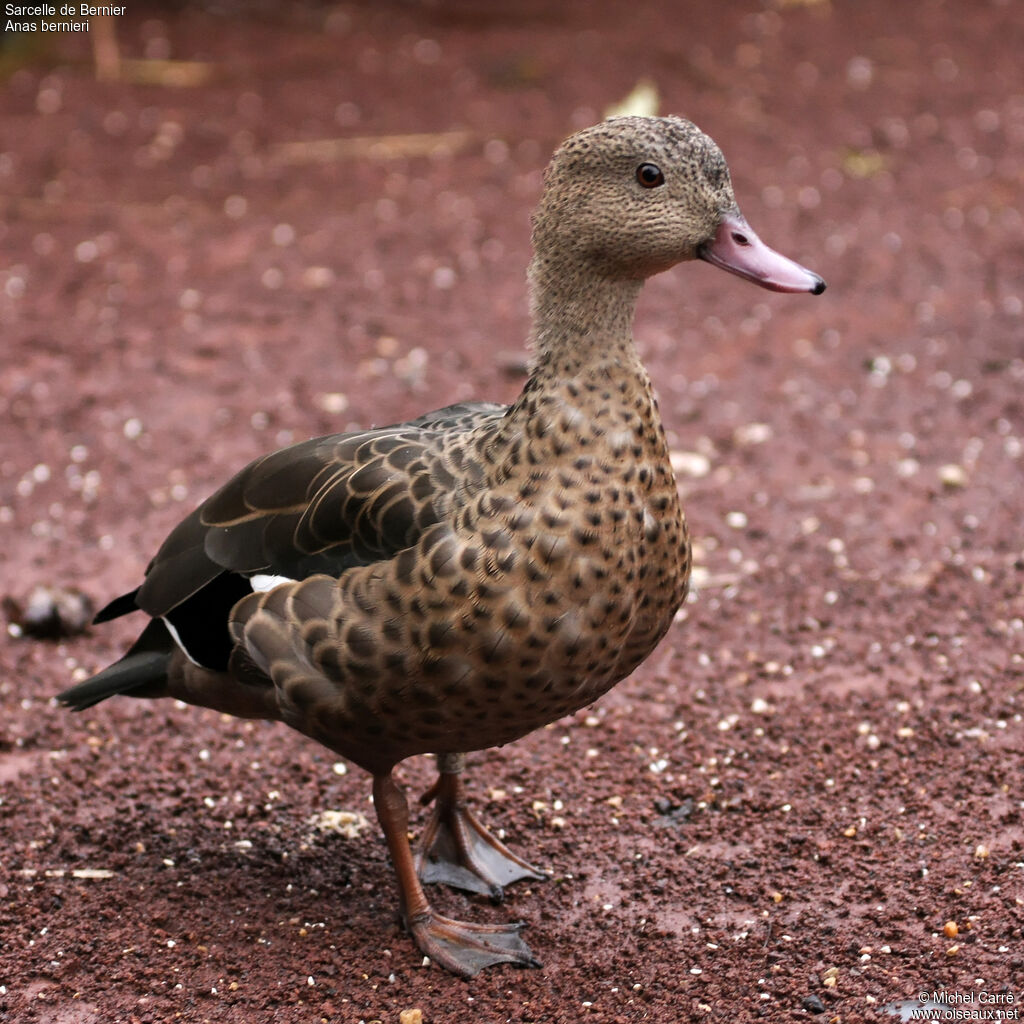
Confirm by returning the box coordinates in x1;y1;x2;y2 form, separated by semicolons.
532;115;825;294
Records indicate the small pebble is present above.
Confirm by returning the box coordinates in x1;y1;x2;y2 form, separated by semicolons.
943;921;958;938
938;463;968;488
317;393;350;415
670;450;711;477
309;810;370;837
734;422;773;446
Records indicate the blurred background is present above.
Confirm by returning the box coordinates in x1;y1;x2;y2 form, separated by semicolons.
1;0;1020;590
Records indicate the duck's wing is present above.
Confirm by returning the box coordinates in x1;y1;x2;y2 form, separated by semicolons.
99;401;507;670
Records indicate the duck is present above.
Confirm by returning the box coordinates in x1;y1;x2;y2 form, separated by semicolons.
58;115;824;978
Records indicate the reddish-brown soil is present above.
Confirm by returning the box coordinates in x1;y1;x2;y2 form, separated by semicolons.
2;2;1022;1021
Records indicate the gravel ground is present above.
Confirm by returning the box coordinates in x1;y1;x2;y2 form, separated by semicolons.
1;1;1022;1021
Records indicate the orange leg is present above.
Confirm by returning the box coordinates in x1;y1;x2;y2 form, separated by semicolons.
372;772;541;978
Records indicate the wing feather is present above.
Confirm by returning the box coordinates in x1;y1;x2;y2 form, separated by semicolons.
133;402;507;620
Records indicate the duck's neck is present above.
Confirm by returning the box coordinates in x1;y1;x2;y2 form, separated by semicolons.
526;256;645;379
487;257;666;475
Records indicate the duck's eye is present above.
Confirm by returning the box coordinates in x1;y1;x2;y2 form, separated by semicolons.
636;163;665;188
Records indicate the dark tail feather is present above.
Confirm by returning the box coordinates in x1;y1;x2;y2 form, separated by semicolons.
57;618;173;711
93;587;141;624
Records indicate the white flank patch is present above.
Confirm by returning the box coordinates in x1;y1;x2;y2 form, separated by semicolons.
249;574;295;593
161;616;202;666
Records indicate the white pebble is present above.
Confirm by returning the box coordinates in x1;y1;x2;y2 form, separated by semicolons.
938;464;968;488
302;266;335;289
310;810;370;837
75;240;99;263
670;451;711;477
733;422;773;446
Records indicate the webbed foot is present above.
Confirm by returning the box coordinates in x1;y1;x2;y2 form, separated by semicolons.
407;909;541;978
417;754;547;899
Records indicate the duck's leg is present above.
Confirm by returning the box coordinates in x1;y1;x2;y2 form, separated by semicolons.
372;772;541;978
415;752;547;900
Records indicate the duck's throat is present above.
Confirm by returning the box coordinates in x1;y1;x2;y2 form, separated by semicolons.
527;258;644;370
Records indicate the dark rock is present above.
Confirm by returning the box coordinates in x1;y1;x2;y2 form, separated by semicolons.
3;585;95;639
801;994;826;1014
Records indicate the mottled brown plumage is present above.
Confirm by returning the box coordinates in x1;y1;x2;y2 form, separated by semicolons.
60;116;824;977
